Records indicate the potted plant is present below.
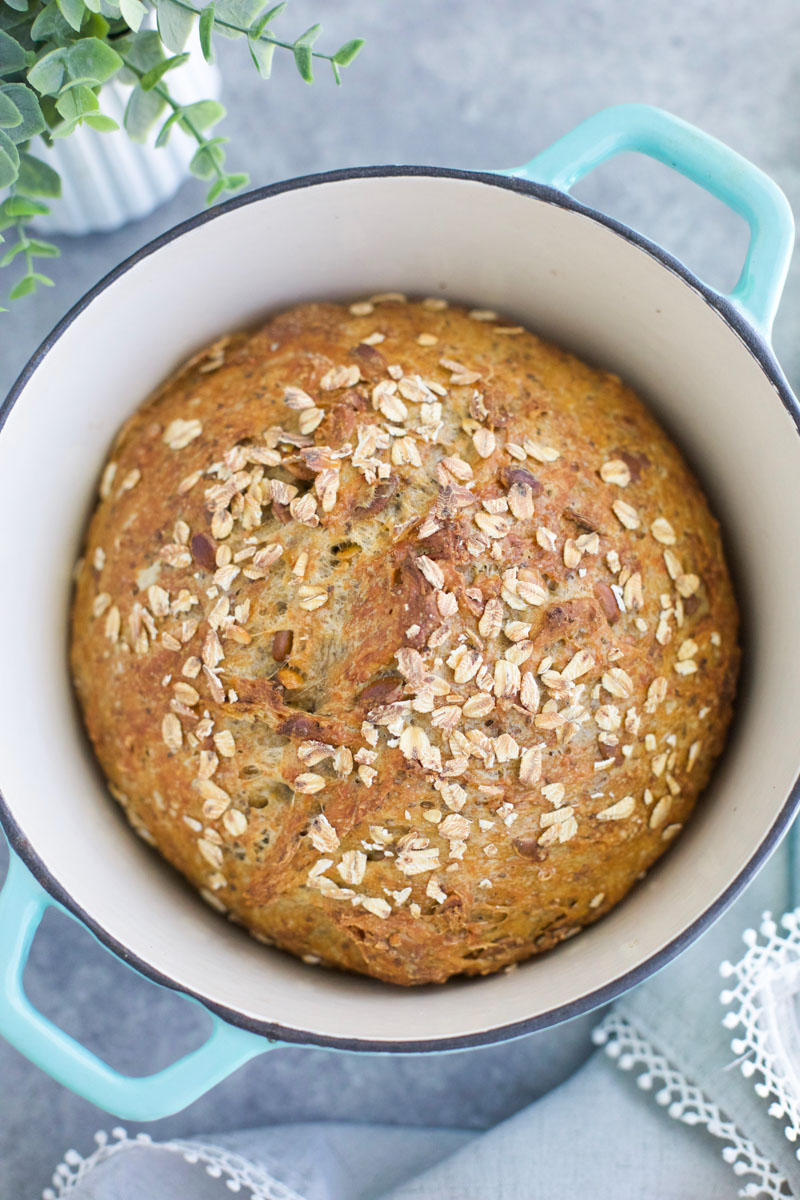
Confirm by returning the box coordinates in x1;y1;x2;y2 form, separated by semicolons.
0;0;363;304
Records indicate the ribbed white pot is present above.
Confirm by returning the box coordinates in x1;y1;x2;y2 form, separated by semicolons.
33;53;221;237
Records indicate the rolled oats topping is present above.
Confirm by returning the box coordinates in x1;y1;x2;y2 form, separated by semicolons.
70;296;738;987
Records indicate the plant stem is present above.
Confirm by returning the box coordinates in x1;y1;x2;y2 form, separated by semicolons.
163;0;339;61
120;55;226;185
8;183;36;281
14;222;34;278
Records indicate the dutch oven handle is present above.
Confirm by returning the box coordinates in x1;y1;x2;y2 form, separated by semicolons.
502;103;794;337
0;851;267;1119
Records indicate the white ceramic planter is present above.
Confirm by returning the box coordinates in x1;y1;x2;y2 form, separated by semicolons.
33;53;221;236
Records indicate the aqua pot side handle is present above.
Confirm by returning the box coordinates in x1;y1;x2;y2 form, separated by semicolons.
0;851;267;1119
503;103;795;337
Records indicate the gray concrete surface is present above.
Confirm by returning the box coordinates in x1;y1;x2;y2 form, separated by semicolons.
1;1;799;1196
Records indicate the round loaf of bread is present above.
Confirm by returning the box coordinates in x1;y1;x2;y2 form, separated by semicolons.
70;297;739;985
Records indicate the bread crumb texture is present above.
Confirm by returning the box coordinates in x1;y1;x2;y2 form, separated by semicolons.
70;297;739;985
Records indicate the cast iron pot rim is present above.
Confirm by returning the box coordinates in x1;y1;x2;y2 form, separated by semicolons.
1;163;798;1053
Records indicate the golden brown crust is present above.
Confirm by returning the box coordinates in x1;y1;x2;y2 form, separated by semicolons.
70;297;739;985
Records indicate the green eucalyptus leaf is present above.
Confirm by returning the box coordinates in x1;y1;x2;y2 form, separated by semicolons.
119;0;145;29
205;175;227;204
29;3;53;38
85;11;111;36
84;111;118;130
28;238;60;257
212;0;262;37
117;29;164;72
0;6;25;29
9;274;37;300
198;4;214;62
49;119;77;137
55;0;86;32
30;1;74;42
247;35;274;77
2;195;50;217
0;29;28;77
292;42;312;83
31;271;55;285
17;150;61;196
1;83;46;141
37;92;59;125
206;171;247;204
123;82;165;140
139;51;189;90
0;91;22;128
179;97;225;130
247;15;269;39
332;38;364;67
0;128;20;188
55;81;99;122
154;108;180;146
156;0;195;53
189;139;225;179
294;23;320;47
261;3;286;23
27;48;66;95
66;37;123;85
0;239;29;267
3;0;31;14
248;4;282;40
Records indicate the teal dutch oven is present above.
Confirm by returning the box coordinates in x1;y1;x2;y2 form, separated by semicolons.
0;104;798;1119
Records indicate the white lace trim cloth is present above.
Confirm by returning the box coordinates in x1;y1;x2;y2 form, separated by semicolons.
594;1012;791;1198
722;912;800;1177
43;1127;306;1200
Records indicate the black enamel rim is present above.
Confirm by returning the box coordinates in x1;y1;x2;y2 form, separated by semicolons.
1;164;799;1054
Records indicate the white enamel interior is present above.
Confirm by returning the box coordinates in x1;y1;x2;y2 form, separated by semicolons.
1;173;799;1046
